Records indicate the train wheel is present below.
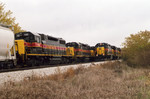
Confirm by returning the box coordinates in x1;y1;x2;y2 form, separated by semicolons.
27;59;36;66
7;61;14;69
0;63;4;69
32;59;37;66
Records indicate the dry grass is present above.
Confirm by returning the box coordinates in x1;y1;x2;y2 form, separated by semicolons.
1;61;150;99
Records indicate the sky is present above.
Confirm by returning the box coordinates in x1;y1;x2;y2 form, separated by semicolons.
1;0;150;47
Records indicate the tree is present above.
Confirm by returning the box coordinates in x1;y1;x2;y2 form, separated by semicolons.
122;30;150;66
0;2;24;33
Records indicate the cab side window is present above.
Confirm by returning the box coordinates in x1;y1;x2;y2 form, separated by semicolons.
36;36;41;43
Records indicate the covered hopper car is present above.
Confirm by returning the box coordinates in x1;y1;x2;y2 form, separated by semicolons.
0;24;16;68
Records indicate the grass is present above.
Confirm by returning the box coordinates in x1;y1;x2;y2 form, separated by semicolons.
1;61;150;99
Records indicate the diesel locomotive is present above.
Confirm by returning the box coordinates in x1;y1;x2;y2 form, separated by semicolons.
66;42;91;62
15;32;69;66
0;24;121;69
95;43;121;60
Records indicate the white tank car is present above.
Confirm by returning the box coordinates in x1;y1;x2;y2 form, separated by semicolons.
0;25;16;62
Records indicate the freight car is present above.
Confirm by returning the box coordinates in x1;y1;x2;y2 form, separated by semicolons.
0;24;16;69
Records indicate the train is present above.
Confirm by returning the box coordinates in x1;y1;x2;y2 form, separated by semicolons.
0;24;121;69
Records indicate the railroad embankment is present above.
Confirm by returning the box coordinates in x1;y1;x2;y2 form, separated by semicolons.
1;61;150;99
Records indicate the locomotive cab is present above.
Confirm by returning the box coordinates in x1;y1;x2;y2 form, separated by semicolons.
15;32;42;54
15;32;41;43
95;43;107;57
15;32;42;65
66;42;79;48
66;42;78;56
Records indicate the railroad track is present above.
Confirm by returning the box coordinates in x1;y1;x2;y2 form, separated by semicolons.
0;60;105;73
0;60;119;86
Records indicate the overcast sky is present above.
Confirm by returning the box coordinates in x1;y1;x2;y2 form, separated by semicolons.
1;0;150;47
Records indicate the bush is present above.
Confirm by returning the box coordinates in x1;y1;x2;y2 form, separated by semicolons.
122;30;150;66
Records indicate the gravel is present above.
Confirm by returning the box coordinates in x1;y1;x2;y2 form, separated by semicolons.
0;61;109;86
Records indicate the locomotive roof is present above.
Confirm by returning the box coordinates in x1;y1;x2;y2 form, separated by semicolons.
97;43;109;45
58;38;65;41
31;32;40;36
111;46;116;48
39;33;65;41
80;43;90;47
17;32;40;37
67;42;78;44
67;42;89;46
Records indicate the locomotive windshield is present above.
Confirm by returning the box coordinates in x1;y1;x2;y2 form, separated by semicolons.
81;44;90;50
66;42;79;48
15;32;38;42
15;32;41;43
95;43;108;48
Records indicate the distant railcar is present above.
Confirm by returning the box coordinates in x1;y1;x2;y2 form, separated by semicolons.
66;42;91;62
95;43;113;59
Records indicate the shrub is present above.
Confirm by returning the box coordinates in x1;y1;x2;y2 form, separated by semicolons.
122;30;150;67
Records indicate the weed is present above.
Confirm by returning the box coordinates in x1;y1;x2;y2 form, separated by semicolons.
0;62;150;99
